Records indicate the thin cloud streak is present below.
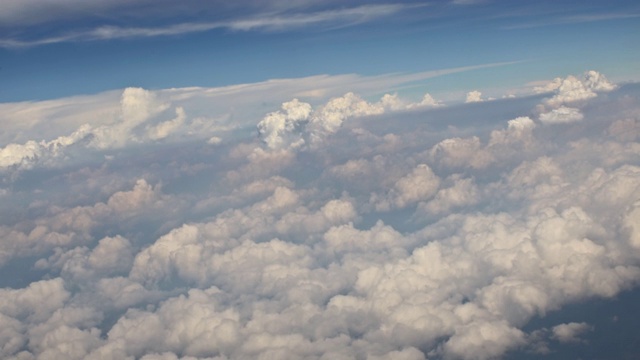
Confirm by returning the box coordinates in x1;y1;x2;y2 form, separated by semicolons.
502;12;640;30
0;4;417;48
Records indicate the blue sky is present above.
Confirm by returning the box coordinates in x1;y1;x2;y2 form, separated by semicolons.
1;0;638;102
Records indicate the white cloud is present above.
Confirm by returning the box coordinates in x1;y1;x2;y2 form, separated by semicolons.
546;75;596;107
583;70;616;92
372;164;440;211
0;125;92;170
2;70;640;360
147;107;187;141
533;77;562;94
544;70;616;108
98;288;240;358
310;92;384;135
465;90;484;103
257;91;446;149
257;99;312;149
443;321;526;359
91;87;170;149
551;322;593;343
607;118;640;142
539;106;584;124
0;63;508;172
415;93;444;108
418;175;479;216
0;279;69;323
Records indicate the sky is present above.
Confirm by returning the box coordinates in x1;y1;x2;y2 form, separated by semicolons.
1;0;639;101
1;1;640;359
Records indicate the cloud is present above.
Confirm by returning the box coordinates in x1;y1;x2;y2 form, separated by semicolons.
0;87;171;170
3;70;640;360
0;63;511;171
256;99;312;149
371;164;440;211
147;107;187;141
551;322;593;343
0;4;416;48
0;125;92;170
309;92;384;135
257;91;446;149
539;106;584;124
418;175;479;216
465;90;484;103
414;93;444;108
543;70;616;108
503;12;640;30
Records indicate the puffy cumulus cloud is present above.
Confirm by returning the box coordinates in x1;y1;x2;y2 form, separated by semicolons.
546;75;596;107
488;116;536;147
3;71;640;360
583;70;616;92
1;73;452;175
0;124;92;170
534;77;563;94
326;154;414;195
465;90;484;103
415;93;444;108
129;187;358;290
25;306;103;360
0;278;69;323
121;87;167;126
92;288;240;359
307;92;384;142
607;118;640;142
428;136;494;169
443;321;526;359
36;235;134;282
257;91;444;149
544;70;616;108
0;87;174;171
257;99;312;149
417;175;480;216
147;107;187;140
90;87;170;149
539;106;584;124
426;116;536;171
0;179;176;268
322;220;409;259
371;164;440;211
551;322;593;343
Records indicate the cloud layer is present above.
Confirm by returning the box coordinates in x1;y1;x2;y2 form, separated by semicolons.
1;70;639;359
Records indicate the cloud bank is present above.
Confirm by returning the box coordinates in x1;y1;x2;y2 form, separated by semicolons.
1;70;640;359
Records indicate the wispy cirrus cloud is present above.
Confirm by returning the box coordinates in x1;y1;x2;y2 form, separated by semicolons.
0;4;418;48
502;12;640;29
